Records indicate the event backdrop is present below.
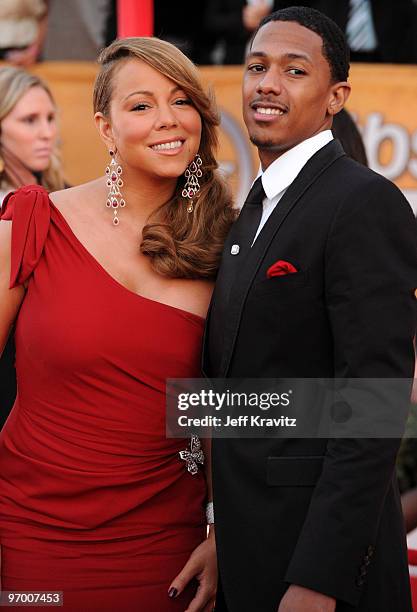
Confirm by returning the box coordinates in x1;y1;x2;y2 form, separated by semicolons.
29;63;417;215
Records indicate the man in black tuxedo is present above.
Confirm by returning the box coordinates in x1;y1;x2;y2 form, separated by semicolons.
204;7;417;612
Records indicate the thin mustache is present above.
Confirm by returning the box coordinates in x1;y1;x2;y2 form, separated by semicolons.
250;97;289;112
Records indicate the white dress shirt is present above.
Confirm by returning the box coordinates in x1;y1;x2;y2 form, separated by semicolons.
252;130;334;244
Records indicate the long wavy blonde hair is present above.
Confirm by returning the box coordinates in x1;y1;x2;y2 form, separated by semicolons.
0;66;65;193
94;37;236;280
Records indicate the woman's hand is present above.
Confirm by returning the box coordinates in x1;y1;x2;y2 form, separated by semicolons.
168;527;217;612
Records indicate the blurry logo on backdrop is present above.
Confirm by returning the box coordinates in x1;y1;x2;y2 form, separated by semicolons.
359;112;417;215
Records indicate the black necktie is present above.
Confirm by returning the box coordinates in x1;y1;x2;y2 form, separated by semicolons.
230;176;265;256
208;177;265;375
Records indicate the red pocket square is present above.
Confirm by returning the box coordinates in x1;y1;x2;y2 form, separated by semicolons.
267;260;298;278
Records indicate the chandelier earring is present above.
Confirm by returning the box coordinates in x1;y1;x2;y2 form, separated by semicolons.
182;154;203;213
105;148;125;226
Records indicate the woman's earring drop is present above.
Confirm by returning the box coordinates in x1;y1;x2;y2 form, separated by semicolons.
182;154;203;213
105;149;125;226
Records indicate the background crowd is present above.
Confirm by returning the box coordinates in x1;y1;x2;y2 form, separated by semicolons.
1;0;417;66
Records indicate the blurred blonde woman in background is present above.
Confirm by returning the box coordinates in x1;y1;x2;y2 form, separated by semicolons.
0;66;65;200
0;66;65;429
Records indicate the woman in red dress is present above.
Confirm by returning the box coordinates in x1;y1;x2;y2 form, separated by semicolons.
0;37;235;611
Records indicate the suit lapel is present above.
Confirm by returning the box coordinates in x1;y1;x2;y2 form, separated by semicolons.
203;140;345;378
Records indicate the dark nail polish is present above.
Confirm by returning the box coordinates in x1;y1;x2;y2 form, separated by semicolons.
168;587;178;598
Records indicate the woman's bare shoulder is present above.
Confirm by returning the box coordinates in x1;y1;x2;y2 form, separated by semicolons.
176;277;214;296
49;179;104;217
192;279;215;299
168;277;214;318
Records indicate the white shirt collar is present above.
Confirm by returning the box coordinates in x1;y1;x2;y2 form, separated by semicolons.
257;130;333;200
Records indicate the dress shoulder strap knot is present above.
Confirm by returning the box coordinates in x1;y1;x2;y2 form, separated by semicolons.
0;184;51;288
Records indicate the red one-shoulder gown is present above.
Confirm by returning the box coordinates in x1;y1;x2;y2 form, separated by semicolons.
0;186;207;611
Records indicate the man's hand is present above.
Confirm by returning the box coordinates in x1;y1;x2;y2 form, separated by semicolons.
242;0;271;31
5;42;41;66
278;585;336;612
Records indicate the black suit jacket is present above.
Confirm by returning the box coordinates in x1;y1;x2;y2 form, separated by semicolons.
204;141;417;611
274;1;417;63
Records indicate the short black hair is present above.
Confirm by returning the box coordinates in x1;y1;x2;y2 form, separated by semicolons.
254;6;350;83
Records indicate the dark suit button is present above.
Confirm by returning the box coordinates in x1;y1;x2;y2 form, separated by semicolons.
330;401;352;423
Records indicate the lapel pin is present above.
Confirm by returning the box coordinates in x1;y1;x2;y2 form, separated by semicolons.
231;244;240;255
